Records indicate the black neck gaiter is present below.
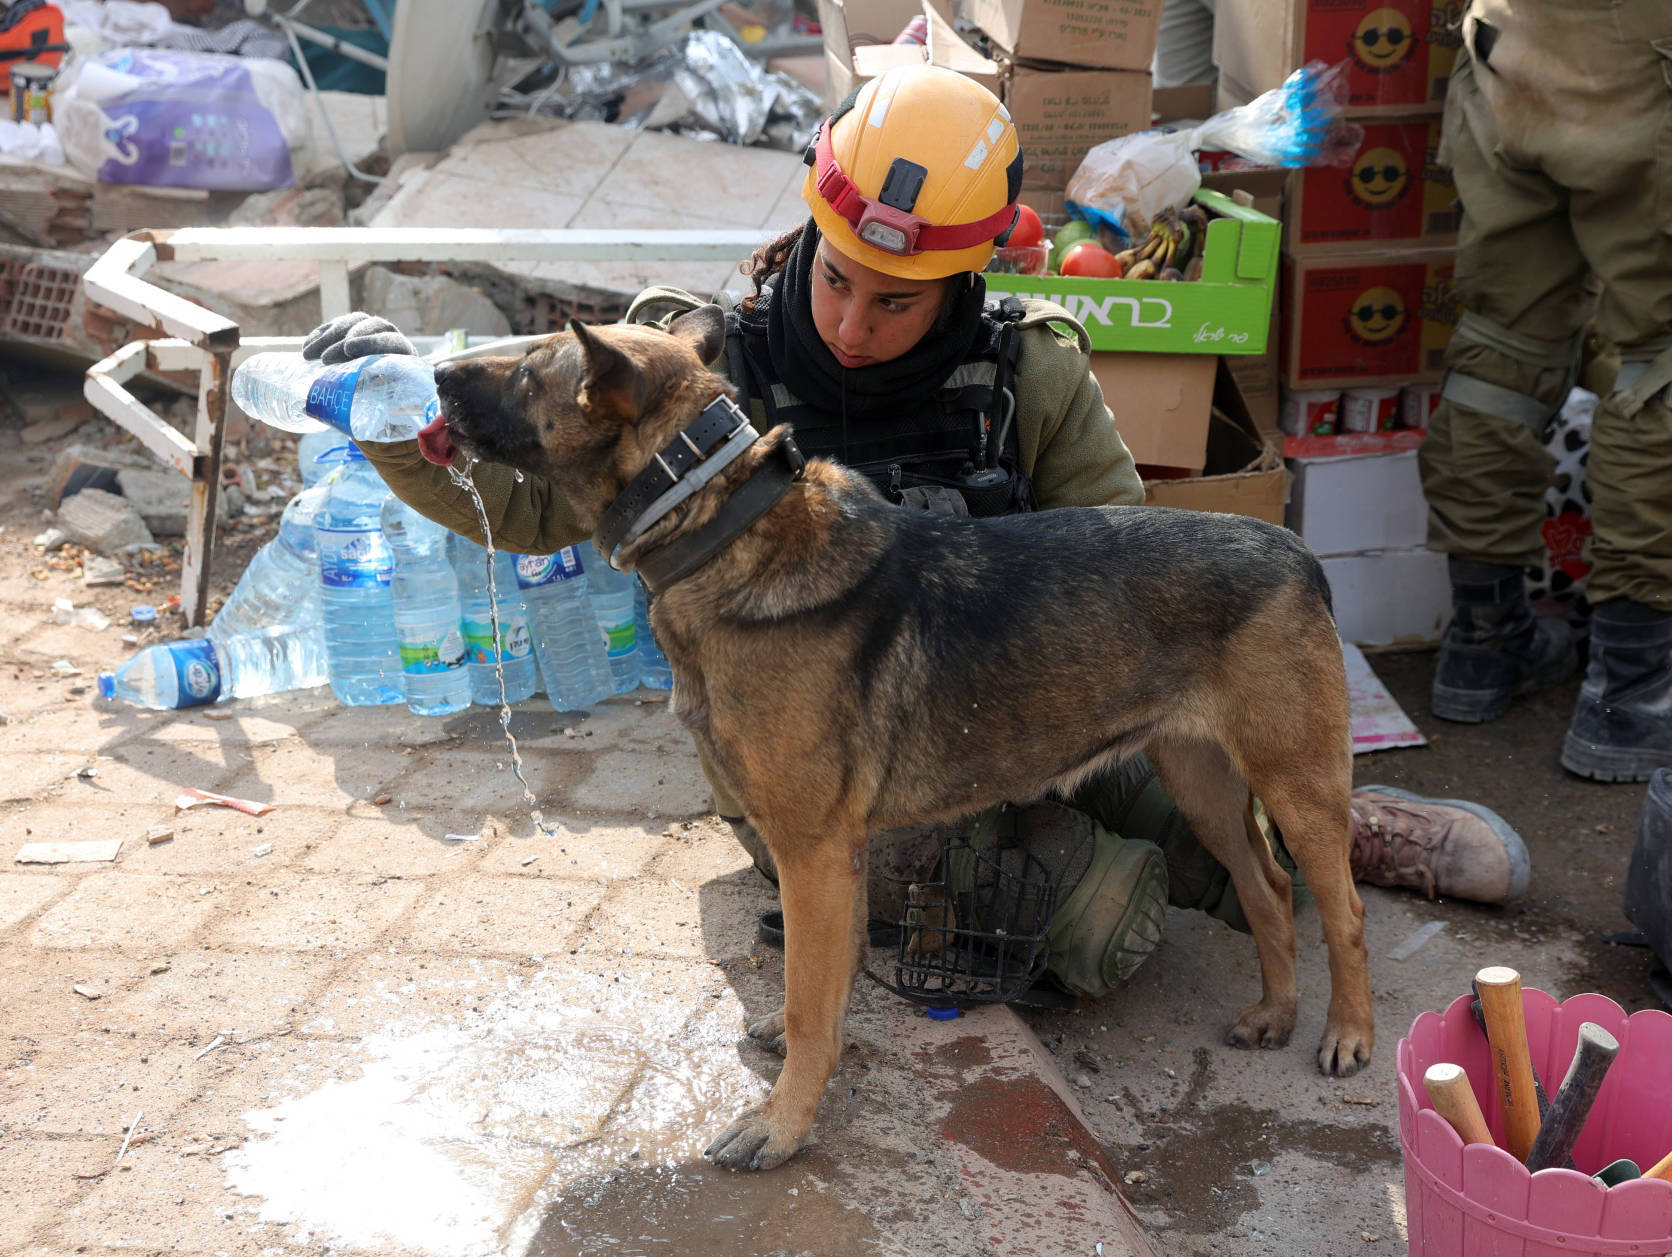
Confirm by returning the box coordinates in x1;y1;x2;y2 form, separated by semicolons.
743;221;989;425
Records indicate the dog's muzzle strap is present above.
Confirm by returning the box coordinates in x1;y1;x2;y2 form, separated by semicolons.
636;436;806;594
595;394;754;565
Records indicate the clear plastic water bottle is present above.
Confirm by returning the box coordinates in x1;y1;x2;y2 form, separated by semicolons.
586;542;639;694
297;427;343;487
516;548;613;712
315;443;404;706
232;352;438;444
383;497;471;717
635;577;672;691
211;479;330;638
97;624;329;709
451;536;537;706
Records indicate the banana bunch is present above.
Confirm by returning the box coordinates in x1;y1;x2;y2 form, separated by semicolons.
1115;205;1211;281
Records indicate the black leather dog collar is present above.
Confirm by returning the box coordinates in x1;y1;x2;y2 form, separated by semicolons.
595;394;752;562
635;436;806;594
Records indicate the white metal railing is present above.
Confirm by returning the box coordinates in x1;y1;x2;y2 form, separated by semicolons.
81;226;765;625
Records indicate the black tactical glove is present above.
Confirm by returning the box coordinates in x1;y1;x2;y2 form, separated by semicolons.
302;311;418;365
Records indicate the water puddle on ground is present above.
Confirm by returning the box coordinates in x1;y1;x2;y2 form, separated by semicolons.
225;963;776;1255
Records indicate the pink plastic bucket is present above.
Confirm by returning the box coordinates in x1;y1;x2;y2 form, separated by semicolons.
1397;989;1672;1256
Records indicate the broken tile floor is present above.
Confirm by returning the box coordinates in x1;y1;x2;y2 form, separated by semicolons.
0;691;1154;1257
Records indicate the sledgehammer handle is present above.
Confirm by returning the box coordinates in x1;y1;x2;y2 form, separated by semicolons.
1524;1021;1620;1173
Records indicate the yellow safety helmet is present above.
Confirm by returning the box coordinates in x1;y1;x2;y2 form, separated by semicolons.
802;65;1023;281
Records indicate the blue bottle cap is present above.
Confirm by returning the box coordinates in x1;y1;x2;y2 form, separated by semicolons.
131;605;156;623
925;1006;961;1021
96;672;115;699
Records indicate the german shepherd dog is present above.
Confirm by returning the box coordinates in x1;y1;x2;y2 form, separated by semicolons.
427;306;1374;1172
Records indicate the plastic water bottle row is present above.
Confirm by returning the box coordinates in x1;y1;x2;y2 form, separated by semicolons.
99;397;673;713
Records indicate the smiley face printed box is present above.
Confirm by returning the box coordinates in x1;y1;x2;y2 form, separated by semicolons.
1287;116;1458;253
1213;0;1461;116
1281;249;1460;390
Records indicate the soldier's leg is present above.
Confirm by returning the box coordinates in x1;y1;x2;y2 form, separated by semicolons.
1419;52;1586;723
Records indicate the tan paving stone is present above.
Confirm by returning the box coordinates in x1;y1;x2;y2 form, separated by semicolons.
299;951;531;1038
0;704;142;757
652;820;758;886
568;747;711;819
475;819;668;881
381;747;592;813
70;739;246;805
205;874;428;952
300;811;491;877
0;1135;116;1251
0;870;68;929
216;738;414;810
0;751;102;804
131;805;328;876
0;946;140;1033
99;949;336;1039
0;802;174;863
29;872;225;951
585;870;772;964
0;1029;194;1137
510;695;688;754
134;698;332;748
389;874;606;956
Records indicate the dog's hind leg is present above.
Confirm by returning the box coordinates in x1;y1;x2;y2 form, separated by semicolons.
1145;737;1301;1051
706;824;866;1171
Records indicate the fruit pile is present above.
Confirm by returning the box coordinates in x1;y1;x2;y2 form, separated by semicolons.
991;203;1214;282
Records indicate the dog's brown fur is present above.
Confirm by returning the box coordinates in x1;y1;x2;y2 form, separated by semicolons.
430;307;1375;1172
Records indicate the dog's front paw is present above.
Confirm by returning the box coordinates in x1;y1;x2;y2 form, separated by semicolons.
1226;998;1297;1050
1316;1025;1372;1077
704;1105;806;1171
746;1007;787;1057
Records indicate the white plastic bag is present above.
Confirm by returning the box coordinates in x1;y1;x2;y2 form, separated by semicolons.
54;47;310;190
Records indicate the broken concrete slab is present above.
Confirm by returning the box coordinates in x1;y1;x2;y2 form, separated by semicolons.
56;487;154;553
15;839;123;864
228;185;345;230
20;403;94;446
45;442;158;510
114;468;229;537
81;555;126;587
361;267;510;339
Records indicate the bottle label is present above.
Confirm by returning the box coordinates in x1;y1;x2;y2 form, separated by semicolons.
317;526;393;589
398;626;466;675
166;639;221;706
304;355;382;434
602;618;636;659
515;549;585;589
461;613;533;664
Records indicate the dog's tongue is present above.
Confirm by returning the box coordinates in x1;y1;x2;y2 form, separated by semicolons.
417;411;457;466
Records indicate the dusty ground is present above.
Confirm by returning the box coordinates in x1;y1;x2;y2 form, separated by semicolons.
1;358;1663;1255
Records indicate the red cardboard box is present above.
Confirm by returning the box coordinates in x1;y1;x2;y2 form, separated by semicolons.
1281;248;1460;390
1288;115;1457;252
1212;0;1461;117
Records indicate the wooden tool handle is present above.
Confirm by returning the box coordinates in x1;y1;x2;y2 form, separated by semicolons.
1524;1021;1620;1173
1424;1062;1494;1146
1646;1147;1672;1182
1476;966;1541;1162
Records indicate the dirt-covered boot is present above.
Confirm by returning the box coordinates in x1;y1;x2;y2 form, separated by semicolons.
1350;787;1530;903
1431;559;1579;723
1561;600;1672;783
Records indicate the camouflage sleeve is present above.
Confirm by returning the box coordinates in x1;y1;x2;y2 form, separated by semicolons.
357;439;590;556
1014;322;1146;510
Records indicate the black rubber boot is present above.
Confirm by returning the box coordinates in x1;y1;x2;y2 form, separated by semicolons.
1561;600;1672;782
1430;559;1579;723
1622;769;1672;1008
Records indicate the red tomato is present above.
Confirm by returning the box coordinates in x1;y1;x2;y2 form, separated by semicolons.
1007;203;1044;251
1058;242;1123;278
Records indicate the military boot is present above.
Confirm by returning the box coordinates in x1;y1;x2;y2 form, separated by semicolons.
1561;600;1672;782
1623;770;1672;1008
1431;559;1579;723
1350;787;1530;903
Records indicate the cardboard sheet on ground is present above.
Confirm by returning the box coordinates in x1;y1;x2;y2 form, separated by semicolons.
1345;642;1425;754
15;839;122;864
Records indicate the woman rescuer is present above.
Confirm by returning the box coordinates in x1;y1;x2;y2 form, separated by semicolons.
315;65;1528;998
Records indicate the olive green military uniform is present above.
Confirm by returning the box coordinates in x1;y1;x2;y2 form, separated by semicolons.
1418;0;1672;610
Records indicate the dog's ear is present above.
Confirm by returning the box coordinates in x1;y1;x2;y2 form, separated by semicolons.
569;319;646;420
667;303;727;366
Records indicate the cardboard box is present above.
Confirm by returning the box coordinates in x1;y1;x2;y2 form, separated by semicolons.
987;189;1280;354
1226;298;1280;433
1320;547;1450;646
1092;350;1217;471
1286;116;1457;253
1003;62;1153;192
1285;447;1427;556
849;6;1004;95
964;0;1163;73
817;0;930;105
1281;247;1459;390
1212;0;1460;117
1142;359;1288;522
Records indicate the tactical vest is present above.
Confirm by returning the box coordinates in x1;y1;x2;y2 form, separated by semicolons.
725;297;1037;518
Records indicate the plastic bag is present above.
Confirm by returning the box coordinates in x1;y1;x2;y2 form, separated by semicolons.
54;48;310;190
1066;60;1363;243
